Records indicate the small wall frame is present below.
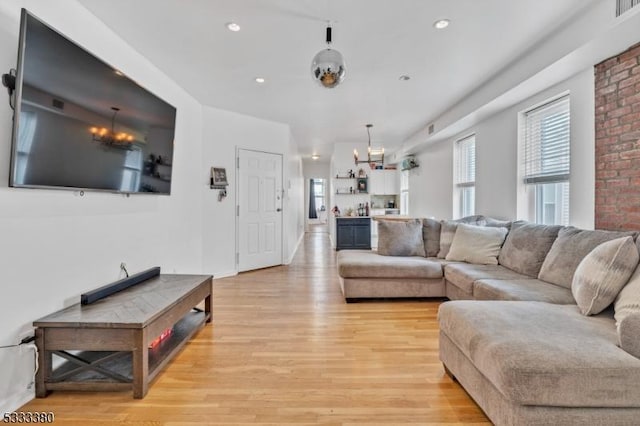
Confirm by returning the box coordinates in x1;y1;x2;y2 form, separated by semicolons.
210;167;228;189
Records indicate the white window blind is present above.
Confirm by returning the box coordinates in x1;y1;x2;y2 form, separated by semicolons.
455;135;475;186
523;96;570;184
455;135;475;218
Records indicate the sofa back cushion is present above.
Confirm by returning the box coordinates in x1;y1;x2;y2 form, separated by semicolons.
538;227;637;288
422;218;441;257
498;221;562;277
572;237;638;315
377;219;426;257
445;224;508;265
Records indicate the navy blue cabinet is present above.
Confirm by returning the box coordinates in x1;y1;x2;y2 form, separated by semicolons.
336;217;371;250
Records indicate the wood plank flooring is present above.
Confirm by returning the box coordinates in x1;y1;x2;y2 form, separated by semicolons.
20;230;489;425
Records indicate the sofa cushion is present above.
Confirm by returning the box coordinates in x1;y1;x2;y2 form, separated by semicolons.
377;219;425;257
437;220;459;259
572;237;639;315
445;224;508;265
439;301;640;407
422;218;441;257
498;221;562;277
473;278;575;304
337;250;442;279
443;263;530;295
538;227;637;289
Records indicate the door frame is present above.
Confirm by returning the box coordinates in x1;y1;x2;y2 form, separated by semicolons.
235;147;285;271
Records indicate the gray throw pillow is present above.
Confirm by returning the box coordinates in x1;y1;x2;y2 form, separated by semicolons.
484;217;512;229
571;237;639;315
615;260;640;330
498;221;562;277
377;219;426;257
618;313;640;359
422;218;441;257
456;215;486;226
615;263;640;357
538;227;637;289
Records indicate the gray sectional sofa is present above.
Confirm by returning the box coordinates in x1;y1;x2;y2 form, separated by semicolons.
336;216;640;425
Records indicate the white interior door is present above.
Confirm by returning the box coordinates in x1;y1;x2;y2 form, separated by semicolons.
237;149;283;272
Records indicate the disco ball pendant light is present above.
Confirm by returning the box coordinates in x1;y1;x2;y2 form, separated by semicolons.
311;24;346;89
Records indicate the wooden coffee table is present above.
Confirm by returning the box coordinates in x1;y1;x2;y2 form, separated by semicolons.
33;274;212;398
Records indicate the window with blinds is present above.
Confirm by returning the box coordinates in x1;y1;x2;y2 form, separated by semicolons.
455;135;476;218
522;95;570;225
523;96;570;184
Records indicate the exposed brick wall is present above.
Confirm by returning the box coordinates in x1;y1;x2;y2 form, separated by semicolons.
595;43;640;230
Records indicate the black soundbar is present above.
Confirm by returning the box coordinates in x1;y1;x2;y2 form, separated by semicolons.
81;266;161;305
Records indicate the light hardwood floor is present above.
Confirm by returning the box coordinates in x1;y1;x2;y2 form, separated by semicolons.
21;231;489;425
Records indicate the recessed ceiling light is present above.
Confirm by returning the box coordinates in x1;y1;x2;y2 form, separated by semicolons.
399;75;411;81
114;70;124;76
311;154;320;160
255;77;265;84
226;22;241;32
433;19;450;30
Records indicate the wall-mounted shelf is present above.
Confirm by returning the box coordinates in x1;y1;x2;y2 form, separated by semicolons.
335;192;368;195
334;176;368;180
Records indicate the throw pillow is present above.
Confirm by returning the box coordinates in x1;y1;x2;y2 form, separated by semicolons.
498;221;562;277
571;237;639;315
538;227;637;289
422;218;441;257
483;217;512;229
445;223;508;265
437;220;459;259
618;313;640;359
457;215;486;226
377;219;426;257
614;262;640;329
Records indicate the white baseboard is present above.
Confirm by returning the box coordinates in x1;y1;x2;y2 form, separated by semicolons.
213;270;238;279
284;232;305;265
1;389;34;415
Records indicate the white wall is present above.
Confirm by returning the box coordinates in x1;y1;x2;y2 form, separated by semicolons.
0;0;204;412
0;0;306;413
284;131;305;263
200;106;303;275
409;141;453;220
409;68;595;228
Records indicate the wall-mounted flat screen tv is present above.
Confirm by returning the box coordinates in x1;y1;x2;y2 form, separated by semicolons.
9;9;176;194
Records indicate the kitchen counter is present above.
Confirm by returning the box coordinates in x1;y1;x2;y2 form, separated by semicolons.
372;215;418;221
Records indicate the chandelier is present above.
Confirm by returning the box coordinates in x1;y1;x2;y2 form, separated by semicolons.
354;124;384;168
311;24;346;89
90;107;134;149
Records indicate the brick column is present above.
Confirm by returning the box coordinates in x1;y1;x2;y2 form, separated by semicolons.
595;43;640;230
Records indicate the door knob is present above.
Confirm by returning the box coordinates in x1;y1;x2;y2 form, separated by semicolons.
276;208;282;212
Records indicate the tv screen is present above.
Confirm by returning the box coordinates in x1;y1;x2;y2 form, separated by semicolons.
9;9;176;194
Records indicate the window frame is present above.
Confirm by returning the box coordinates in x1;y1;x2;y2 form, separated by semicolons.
518;93;570;226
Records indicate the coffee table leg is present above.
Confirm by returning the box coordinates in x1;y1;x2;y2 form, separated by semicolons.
35;328;50;398
205;293;212;323
132;328;148;399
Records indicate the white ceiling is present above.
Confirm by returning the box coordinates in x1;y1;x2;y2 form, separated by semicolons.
77;0;596;160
